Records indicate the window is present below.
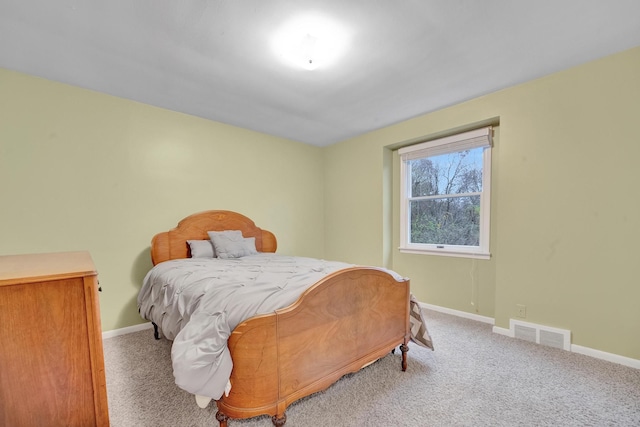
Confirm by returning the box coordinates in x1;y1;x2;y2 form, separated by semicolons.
399;127;492;259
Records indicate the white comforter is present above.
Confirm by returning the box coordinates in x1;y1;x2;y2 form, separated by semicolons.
138;254;392;399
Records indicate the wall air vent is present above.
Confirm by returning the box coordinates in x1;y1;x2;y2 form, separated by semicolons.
510;319;571;351
513;324;537;343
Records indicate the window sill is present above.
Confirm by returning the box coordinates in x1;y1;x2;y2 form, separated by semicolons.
399;247;491;260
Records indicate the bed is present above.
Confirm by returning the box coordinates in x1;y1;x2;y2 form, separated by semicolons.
138;210;432;426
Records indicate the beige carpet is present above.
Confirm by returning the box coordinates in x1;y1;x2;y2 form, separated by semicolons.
104;309;640;426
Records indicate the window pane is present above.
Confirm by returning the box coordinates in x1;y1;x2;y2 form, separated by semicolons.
409;147;483;197
410;196;480;246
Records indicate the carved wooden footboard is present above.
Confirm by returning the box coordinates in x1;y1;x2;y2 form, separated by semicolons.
216;266;410;426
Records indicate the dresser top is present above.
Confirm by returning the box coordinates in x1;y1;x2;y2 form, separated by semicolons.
0;251;96;285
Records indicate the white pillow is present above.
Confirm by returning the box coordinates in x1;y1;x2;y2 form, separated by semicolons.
187;240;215;258
208;233;258;259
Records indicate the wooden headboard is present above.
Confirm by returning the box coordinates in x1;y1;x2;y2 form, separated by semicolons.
150;210;277;265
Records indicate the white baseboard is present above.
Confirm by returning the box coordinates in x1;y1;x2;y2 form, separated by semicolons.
106;305;640;370
102;322;153;340
420;302;494;325
492;325;511;337
421;302;639;370
572;344;640;370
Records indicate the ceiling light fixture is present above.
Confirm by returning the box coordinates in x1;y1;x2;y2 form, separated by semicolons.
271;14;349;71
300;33;318;70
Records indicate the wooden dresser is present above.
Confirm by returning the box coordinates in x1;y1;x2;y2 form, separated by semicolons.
0;251;110;426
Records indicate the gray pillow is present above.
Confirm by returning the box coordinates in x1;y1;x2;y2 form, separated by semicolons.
205;230;243;258
187;240;215;258
208;232;258;259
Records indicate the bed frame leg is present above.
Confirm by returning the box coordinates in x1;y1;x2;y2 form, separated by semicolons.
152;322;160;340
216;411;229;427
271;413;287;426
400;343;409;371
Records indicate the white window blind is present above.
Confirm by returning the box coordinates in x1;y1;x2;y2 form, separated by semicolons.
399;127;492;160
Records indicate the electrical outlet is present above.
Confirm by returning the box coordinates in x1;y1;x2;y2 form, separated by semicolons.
516;304;527;318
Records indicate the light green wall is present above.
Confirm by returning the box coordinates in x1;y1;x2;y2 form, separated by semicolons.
0;69;325;332
3;46;639;361
324;46;640;360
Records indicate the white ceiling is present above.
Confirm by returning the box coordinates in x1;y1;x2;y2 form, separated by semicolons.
2;1;640;147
